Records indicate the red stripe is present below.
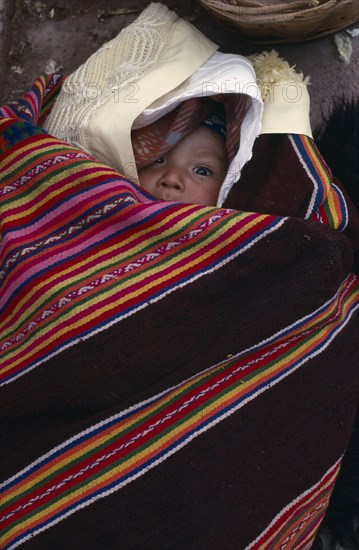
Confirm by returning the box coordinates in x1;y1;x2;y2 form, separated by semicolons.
256;462;339;546
1;202;197;316
2;342;273;527
3;217;278;378
2;210;269;336
1;139;66;179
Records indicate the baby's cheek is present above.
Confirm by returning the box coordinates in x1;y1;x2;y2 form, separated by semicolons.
137;169;152;190
192;186;218;207
139;174;163;201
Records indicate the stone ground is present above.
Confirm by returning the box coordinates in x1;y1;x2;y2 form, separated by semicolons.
0;0;359;132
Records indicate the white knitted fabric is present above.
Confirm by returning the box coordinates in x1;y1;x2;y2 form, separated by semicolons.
44;3;178;152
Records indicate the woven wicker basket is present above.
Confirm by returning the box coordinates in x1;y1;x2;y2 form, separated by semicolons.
198;0;359;43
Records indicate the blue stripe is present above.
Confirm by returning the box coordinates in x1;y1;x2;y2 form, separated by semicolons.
0;197;175;313
2;216;282;385
292;135;327;214
4;315;350;549
331;183;348;231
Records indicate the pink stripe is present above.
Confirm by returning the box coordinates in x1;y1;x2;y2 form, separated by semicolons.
3;213;266;372
0;106;14;118
1;138;76;181
1;203;196;315
1;208;249;349
6;180;125;240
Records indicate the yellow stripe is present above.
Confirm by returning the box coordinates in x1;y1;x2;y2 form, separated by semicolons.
2;214;263;371
1;204;200;330
2;357;228;506
6;166;117;224
260;465;338;547
325;187;341;229
0;138;65;173
303;137;331;193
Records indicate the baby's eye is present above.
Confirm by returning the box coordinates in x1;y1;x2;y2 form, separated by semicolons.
194;166;212;177
154;157;164;165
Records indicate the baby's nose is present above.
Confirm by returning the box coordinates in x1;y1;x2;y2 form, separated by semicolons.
159;168;185;191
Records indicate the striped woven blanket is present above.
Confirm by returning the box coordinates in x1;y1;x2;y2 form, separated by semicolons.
1;74;359;549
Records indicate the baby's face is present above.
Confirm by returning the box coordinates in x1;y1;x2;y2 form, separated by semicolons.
138;126;228;206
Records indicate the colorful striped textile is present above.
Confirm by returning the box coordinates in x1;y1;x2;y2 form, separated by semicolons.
1;74;359;549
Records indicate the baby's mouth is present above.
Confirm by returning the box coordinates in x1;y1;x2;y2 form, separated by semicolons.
159;191;178;202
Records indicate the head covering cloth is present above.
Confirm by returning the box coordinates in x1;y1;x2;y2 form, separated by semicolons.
44;2;263;205
132;95;245;171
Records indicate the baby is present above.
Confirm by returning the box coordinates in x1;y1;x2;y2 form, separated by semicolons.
136;106;229;206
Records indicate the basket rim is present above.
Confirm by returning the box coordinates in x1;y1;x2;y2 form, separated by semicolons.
199;0;354;15
198;0;359;43
199;0;357;23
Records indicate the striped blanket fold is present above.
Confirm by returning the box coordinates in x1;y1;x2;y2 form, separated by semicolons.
1;74;359;550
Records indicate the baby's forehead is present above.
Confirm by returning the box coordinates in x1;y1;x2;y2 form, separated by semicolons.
186;126;225;150
186;127;228;162
190;125;218;140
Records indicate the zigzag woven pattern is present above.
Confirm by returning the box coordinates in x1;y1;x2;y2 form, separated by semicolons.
246;458;342;549
1;274;357;549
0;126;281;385
1;74;359;549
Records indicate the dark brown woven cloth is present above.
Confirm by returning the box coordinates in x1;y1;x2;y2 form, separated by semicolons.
1;75;359;549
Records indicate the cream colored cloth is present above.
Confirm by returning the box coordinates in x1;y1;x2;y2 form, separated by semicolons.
45;3;312;206
250;50;312;138
45;2;263;206
260;81;312;137
44;2;218;177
